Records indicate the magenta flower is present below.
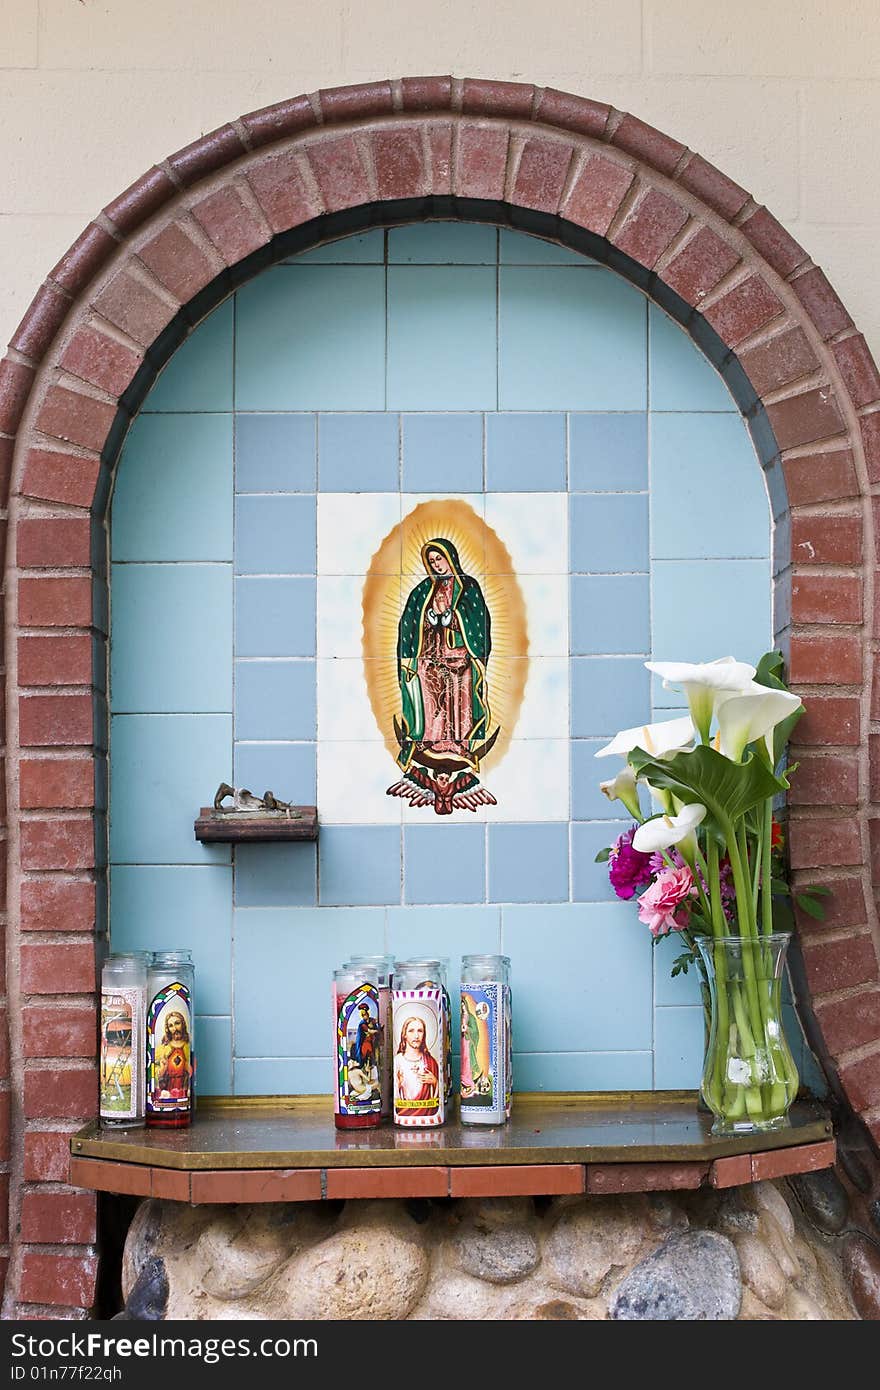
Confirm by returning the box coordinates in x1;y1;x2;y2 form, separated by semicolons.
608;827;654;900
637;865;698;938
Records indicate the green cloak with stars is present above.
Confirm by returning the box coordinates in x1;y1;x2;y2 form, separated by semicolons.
396;537;492;771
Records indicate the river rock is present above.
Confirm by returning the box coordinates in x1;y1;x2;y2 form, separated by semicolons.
843;1234;880;1321
198;1205;321;1300
544;1195;650;1298
733;1232;787;1310
610;1231;741;1321
751;1180;795;1241
454;1224;539;1284
789;1169;850;1234
785;1289;824;1319
121;1256;168;1321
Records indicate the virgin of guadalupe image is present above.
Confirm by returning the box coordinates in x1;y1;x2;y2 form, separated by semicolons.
387;538;499;814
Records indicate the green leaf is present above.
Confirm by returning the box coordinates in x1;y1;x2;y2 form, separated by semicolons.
753;649;804;765
795;894;826;921
594;846;612;864
803;883;831;896
628;743;788;830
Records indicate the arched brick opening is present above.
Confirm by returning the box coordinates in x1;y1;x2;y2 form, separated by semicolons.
1;76;878;1316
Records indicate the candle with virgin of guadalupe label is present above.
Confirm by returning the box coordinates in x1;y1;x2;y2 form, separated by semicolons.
392;962;446;1127
342;955;393;1118
100;953;147;1128
146;951;194;1129
460;954;511;1126
334;966;382;1129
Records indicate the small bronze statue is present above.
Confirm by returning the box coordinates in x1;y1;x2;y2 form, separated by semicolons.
212;783;301;818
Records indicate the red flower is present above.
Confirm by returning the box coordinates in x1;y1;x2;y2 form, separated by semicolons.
770;819;783;851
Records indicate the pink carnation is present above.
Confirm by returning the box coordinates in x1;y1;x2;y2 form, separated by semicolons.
637;865;697;938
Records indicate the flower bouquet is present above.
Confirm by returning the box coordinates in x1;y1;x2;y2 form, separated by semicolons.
596;653;825;1135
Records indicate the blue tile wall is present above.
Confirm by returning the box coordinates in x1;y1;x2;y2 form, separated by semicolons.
110;224;774;1098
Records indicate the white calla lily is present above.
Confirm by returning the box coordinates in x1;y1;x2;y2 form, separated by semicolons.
716;683;803;763
632;803;707;855
594;714;695;760
599;766;643;821
645;657;756;743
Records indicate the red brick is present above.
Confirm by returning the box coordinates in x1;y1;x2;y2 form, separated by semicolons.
21;878;96;933
426;124;453;195
750;1140;835;1182
60;327;141;398
0;1092;9;1157
814;990;880;1056
562;154;634;237
25;1067;97;1120
791;267;852;340
662;226;740;306
0;434;12;498
0;1010;8;1077
150;1168;191;1202
586;1162;708;1194
838;1052;880;1112
703;275;785;347
796;695;860;745
246;151;321;235
739;207;807;277
801;932;879;995
306;135;371;212
461;77;534;119
535;88;610;139
512;138;572;214
325;1167;449;1200
20;759;94;810
93;270;177;347
0;358;36;433
190;186;269;265
240;93;316;148
788;753;859;806
138;223;217;303
189;1169;322;1203
35;386;115;454
27;1128;92;1178
791;573;861;624
791;512;862;566
22;940;95;994
23;1006;97;1059
400;76;454;113
788;634;861;686
11;282;71;359
371;127;427;201
18;635;93;687
18;576;92;628
21;1190;97;1244
17;516;91;569
788;817;862;870
793;875;867;937
612;113;684;177
833;335;880;410
768;387;846;451
319;80;394;123
613;188;689;269
740;327;820;398
20;1254;98;1310
874;654;880;721
860;413;880;485
455;123;509;201
168;125;246;187
68;1156;151;1197
678;154;749;220
20;695;93;748
103;167;177;236
448;1165;585;1197
50;223;117;296
784;450;858;505
872;734;880;801
870;817;880;886
21;449;101;508
21;819;95;872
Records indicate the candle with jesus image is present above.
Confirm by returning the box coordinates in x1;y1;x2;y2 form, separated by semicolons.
391;962;447;1127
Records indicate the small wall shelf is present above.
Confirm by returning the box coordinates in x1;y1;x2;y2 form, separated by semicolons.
194;806;318;842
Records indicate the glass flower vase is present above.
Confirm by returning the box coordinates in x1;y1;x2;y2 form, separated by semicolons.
696;934;799;1136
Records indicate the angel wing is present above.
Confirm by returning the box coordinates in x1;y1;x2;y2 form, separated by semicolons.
452;784;497;811
386;778;435;808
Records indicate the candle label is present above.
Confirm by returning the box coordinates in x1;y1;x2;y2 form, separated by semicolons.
504;985;513;1119
392;988;445;1126
100;987;142;1119
146;982;193;1117
336;983;382;1116
460;982;505;1121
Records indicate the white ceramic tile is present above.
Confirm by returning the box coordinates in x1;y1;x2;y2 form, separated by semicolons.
317;659;385;741
482;739;570;822
484;493;568;574
520;574;569;656
317;575;368;659
317;741;404;824
515;658;570;739
317;493;401;575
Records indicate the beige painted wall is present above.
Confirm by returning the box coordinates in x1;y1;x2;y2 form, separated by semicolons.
1;0;878;359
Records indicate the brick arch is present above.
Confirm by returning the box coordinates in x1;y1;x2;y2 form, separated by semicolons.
1;76;878;1315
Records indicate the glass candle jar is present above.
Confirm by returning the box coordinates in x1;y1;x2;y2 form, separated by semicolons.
334;964;383;1129
460;954;512;1125
146;950;195;1128
392;960;447;1127
342;955;394;1119
100;953;147;1129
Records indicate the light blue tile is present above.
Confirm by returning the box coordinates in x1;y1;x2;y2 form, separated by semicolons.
512;1052;653;1091
318;414;399;491
652;561;771;678
235;660;316;740
389;223;497;264
111;564;232;714
235;843;317;907
143;300;233;413
234;494;316;574
485;414;566;491
569;493;649;573
319;825;400;906
570;414;648;491
401;414;483;492
654;1007;705;1089
235;577;315;657
110;716;232;865
499;267;647;410
572;740;646;821
502;903;653;1049
650;304;736;412
570;575;650;655
112;415;233;562
234;906;384;1055
653;931;705;1007
651;414;769;560
195;1017;232;1097
571;657;650;737
235;266;386;410
235;415;316;492
488;823;568;903
290;230;384;264
235;1057;332;1095
500;229;593;266
404;824;485;904
110;865;232;1011
387;906;500;974
572;820;629;902
387;267;497;410
233;743;316;803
